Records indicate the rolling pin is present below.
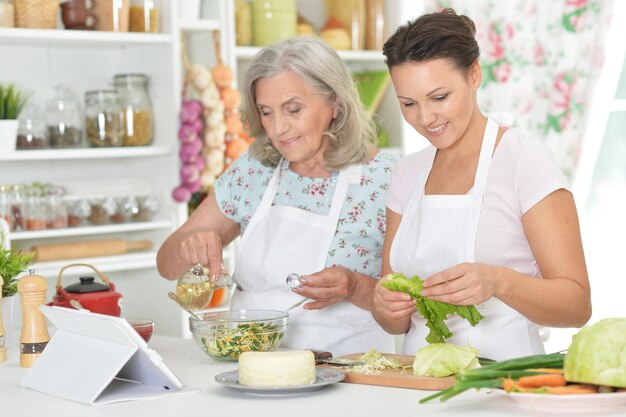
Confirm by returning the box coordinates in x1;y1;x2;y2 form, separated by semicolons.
27;239;153;262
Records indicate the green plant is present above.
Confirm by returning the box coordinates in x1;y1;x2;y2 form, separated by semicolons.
1;235;34;298
0;83;30;120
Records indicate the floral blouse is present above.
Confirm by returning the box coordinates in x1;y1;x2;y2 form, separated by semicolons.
214;151;398;277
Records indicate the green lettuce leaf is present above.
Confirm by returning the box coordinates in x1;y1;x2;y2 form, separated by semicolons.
381;273;484;344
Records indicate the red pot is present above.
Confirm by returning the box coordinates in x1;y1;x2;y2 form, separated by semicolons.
49;263;122;316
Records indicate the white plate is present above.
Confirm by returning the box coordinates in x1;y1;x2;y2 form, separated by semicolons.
214;368;345;395
505;390;626;414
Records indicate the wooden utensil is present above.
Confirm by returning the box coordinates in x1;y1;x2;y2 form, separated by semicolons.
318;353;455;391
27;239;152;262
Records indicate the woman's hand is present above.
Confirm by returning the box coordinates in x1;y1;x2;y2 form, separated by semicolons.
420;262;500;306
178;227;225;281
291;266;357;310
371;274;415;334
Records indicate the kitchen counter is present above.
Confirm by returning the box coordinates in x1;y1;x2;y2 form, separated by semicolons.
0;335;622;417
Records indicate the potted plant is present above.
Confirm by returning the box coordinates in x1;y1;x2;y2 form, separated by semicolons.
0;83;30;152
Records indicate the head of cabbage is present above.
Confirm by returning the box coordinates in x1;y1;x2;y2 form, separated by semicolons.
413;343;479;377
564;318;626;388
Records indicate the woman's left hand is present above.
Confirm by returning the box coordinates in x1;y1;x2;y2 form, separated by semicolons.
291;266;357;310
420;262;501;306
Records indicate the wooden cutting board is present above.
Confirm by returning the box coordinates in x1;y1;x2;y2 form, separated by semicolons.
318;353;455;391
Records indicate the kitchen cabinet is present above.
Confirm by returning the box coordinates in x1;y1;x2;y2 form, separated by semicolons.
0;1;186;336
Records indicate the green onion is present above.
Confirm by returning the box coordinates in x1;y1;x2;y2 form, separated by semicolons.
420;353;565;404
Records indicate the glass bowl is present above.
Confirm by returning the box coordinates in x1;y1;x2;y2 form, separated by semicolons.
127;318;154;342
189;310;288;361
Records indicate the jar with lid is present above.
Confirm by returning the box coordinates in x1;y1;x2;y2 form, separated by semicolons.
68;199;91;227
0;185;13;230
16;103;48;150
46;85;83;148
133;193;159;221
129;0;159;33
113;74;154;146
44;185;68;229
22;185;46;231
10;184;25;230
0;0;14;27
84;90;124;147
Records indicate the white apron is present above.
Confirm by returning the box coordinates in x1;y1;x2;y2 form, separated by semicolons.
391;115;545;360
232;159;394;356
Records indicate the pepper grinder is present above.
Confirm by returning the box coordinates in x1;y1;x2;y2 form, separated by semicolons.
0;278;7;362
18;270;50;368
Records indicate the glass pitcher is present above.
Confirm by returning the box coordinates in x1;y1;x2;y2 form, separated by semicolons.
175;264;233;311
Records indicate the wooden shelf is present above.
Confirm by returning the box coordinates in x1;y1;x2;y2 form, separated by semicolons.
0;146;173;162
0;27;171;47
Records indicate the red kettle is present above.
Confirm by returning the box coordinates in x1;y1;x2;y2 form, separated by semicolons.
49;263;122;316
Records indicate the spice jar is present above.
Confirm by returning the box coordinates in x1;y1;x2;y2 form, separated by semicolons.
84;90;124;147
44;186;68;229
16;104;48;150
0;185;13;230
46;85;84;148
133;193;158;222
88;198;110;225
129;0;159;33
10;184;25;230
22;185;46;231
113;74;154;146
68;199;91;227
0;0;14;27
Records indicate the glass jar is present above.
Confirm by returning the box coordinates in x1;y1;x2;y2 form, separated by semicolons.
133;193;159;221
235;0;252;46
113;74;154;146
0;0;14;27
84;90;124;147
68;198;91;227
251;0;296;46
16;104;48;150
0;185;13;230
10;184;25;230
46;85;84;148
22;185;46;231
93;0;129;32
129;0;159;33
44;185;68;229
87;198;110;225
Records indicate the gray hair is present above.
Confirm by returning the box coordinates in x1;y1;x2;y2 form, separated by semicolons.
241;37;377;170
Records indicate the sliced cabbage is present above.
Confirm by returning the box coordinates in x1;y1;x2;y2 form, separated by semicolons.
564;318;626;388
413;343;480;378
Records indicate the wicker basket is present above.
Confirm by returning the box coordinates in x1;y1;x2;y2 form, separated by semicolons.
15;0;59;29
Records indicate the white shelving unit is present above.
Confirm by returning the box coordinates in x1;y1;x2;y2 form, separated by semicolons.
0;0;186;336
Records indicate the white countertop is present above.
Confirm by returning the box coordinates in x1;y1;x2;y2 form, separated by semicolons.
0;335;622;417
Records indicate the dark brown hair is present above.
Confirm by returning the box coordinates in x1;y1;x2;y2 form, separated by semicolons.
383;8;480;73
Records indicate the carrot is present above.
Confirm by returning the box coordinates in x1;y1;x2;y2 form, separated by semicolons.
502;378;517;392
518;373;567;388
545;384;598;394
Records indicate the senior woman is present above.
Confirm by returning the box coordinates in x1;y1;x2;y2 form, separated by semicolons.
157;37;397;355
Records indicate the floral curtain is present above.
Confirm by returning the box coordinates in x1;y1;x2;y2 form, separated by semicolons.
424;0;613;178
